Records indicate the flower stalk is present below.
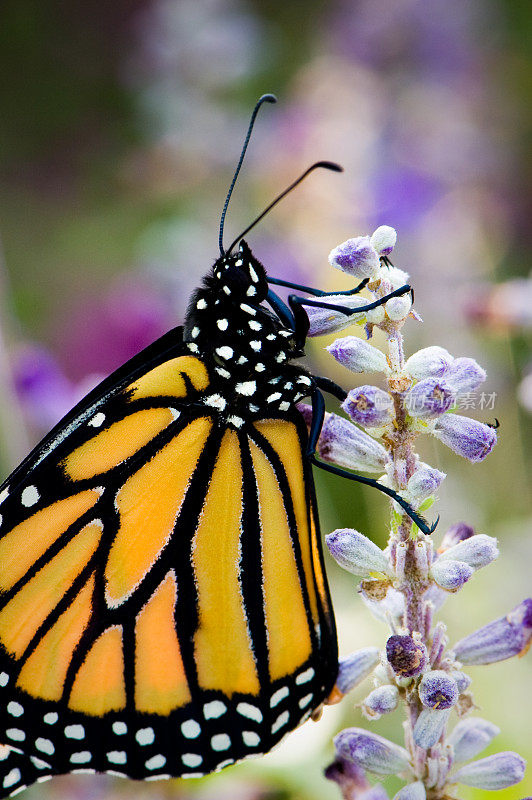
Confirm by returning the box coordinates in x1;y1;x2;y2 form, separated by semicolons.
313;227;528;798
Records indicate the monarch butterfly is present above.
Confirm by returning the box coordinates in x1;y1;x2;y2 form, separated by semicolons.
0;95;429;797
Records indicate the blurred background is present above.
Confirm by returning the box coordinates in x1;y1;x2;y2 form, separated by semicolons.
0;0;530;798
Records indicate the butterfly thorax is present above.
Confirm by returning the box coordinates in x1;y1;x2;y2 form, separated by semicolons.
182;242;312;424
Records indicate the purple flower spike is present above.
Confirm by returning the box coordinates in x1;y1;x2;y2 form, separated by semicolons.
432;413;497;462
343;386;394;428
450;670;472;693
413;708;450;749
318;413;390;473
386;635;428;677
337;648;381;694
329;236;380;280
445;357;487;393
438;522;475;552
334;728;411;776
327;336;389;374
453;598;532;665
406;378;455;419
405;346;454;380
452;752;526;789
418;670;459;709
306;295;368;337
393;782;426;800
361;685;399;719
438;534;499;570
324;756;368;791
326;529;391;577
430;559;474;592
448;718;500;763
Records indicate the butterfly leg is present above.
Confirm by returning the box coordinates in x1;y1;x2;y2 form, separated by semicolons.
288;283;412;317
267;276;369;297
306;384;438;535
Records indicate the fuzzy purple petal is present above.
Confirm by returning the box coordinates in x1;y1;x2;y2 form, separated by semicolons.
432;413;497;462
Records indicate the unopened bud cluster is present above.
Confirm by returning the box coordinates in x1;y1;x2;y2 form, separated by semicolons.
318;228;527;798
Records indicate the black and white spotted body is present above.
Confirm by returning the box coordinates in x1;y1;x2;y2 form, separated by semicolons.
183;241;313;426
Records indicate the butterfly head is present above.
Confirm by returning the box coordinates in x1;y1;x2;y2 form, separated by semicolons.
212;240;268;303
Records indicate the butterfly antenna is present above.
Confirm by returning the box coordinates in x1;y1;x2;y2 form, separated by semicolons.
226;161;343;255
219;94;277;256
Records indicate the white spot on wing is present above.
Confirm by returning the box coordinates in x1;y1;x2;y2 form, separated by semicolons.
271;710;290;734
43;712;57;725
88;412;106;428
296;667;315;684
181;720;201;739
0;488;9;505
107;751;127;765
3;768;20;789
6;730;24;742
136;727;155;746
236;702;262;723
235;381;256;396
211;734;231;751
70;752;92;764
21;485;39;507
203;394;226;411
0;672;9;687
7;702;23;717
112;721;127;735
203;700;226;719
64;724;85;740
35;738;54;756
145;754;166;771
270;686;289;707
299;693;313;708
182;753;202;767
242;731;260;747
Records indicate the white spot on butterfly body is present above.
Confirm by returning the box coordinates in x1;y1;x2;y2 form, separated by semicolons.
297;376;312;386
217;319;228;331
112;722;127;735
191;327;200;339
234;259;243;266
249;266;259;283
136;728;155;746
3;768;20;789
182;753;202;768
181;720;201;739
0;488;9;505
299;694;313;708
227;416;244;428
88;412;106;428
276;352;287;363
237;356;248;365
271;710;290;734
35;739;54;755
196;298;207;310
21;486;39;507
203;394;226;411
43;712;57;725
270;687;289;707
145;754;166;771
242;731;260;747
223;286;231;296
6;730;24;742
267;393;282;403
250;341;261;352
0;673;9;687
215;367;231;378
7;702;23;717
279;402;290;411
216;346;233;360
203;700;226;719
254;363;265;372
240;303;256;315
211;734;231;751
246;286;256;297
236;381;256;396
70;752;92;764
65;725;85;740
248;320;262;331
266;334;276;341
296;667;315;684
107;751;127;765
236;703;262;723
187;343;199;353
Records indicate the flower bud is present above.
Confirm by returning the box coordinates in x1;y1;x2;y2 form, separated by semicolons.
296;402;314;428
413;708;450;749
445;357;487;393
438;534;499;570
367;304;386;325
452;752;526;789
438;522;474;552
405;346;454;380
329;236;380;279
386;635;428;678
361;685;399;719
393;782;426;800
326;529;391;577
405;463;446;504
430;560;474;592
432;413;497;462
363;587;405;624
371;225;397;256
343;386;394;428
406;378;455;419
318;413;390;472
324;757;367;791
448;718;500;763
336;648;381;694
449;670;471;693
381;265;410;289
453;598;532;665
334;728;411;776
386;295;412;322
307;295;368;337
418;671;459;709
328;336;389;374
